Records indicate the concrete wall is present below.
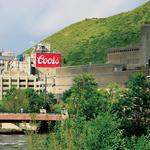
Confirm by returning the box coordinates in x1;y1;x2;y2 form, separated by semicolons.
141;23;150;66
44;64;149;95
107;48;141;68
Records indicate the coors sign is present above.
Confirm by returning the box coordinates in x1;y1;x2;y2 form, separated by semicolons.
36;53;61;67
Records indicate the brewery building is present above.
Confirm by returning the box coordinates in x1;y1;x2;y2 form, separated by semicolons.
0;23;150;99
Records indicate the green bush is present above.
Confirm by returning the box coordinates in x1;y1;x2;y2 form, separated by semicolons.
84;113;125;150
125;135;150;150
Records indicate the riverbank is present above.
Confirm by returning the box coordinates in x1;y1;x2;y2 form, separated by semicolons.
0;123;23;134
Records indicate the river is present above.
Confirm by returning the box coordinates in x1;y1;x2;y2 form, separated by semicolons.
0;134;27;150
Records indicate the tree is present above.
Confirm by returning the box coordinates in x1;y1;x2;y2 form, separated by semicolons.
2;88;56;113
25;88;44;113
113;73;150;136
85;113;125;150
25;88;56;113
39;92;56;113
98;83;126;108
66;74;109;120
2;88;28;113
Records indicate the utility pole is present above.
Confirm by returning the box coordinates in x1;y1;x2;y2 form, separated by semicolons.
42;75;56;109
44;74;47;108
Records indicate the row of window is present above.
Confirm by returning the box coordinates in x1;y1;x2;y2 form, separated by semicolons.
108;48;139;53
2;79;35;82
2;84;42;88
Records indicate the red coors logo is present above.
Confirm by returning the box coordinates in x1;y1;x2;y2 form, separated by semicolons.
36;53;61;67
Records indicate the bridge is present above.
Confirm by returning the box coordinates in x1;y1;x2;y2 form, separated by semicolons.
0;113;68;123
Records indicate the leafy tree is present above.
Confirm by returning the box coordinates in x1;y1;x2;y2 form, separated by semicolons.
112;73;150;136
62;88;72;103
125;135;150;149
85;113;125;150
39;92;56;112
2;88;28;113
25;88;44;113
43;113;124;150
2;88;56;113
66;74;109;119
98;83;126;104
25;88;56;113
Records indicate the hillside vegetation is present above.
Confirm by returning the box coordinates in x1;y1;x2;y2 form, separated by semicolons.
30;1;150;66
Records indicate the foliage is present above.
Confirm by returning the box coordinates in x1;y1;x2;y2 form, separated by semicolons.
26;1;150;66
65;74;109;119
62;88;72;103
25;88;44;113
27;117;86;150
84;113;125;150
38;91;57;113
44;92;57;112
112;73;150;136
27;133;50;150
1;88;55;113
125;135;150;150
28;113;125;150
2;88;28;113
27;73;150;149
98;83;126;104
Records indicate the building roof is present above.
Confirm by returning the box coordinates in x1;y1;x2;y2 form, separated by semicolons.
0;56;15;61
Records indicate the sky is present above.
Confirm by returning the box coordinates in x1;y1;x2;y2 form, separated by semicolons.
0;0;148;54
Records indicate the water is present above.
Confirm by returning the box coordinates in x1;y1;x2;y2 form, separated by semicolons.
0;134;27;150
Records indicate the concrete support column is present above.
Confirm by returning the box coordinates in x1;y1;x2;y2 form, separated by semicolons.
34;77;36;90
9;76;11;89
17;74;20;88
0;76;3;99
25;76;28;88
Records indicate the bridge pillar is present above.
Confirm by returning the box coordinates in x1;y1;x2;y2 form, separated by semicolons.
38;121;56;133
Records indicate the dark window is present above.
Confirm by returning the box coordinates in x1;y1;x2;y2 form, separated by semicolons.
20;85;26;87
12;79;17;82
3;84;9;87
3;79;9;82
20;79;26;82
12;85;17;87
28;85;34;87
28;79;34;82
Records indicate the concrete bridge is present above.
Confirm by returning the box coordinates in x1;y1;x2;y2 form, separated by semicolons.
0;113;68;123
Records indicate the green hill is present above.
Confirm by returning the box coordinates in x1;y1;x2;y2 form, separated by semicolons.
29;1;150;66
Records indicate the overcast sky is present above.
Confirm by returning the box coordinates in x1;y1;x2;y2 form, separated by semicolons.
0;0;148;54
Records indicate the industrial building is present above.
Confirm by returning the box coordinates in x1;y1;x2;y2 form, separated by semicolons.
0;23;150;99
